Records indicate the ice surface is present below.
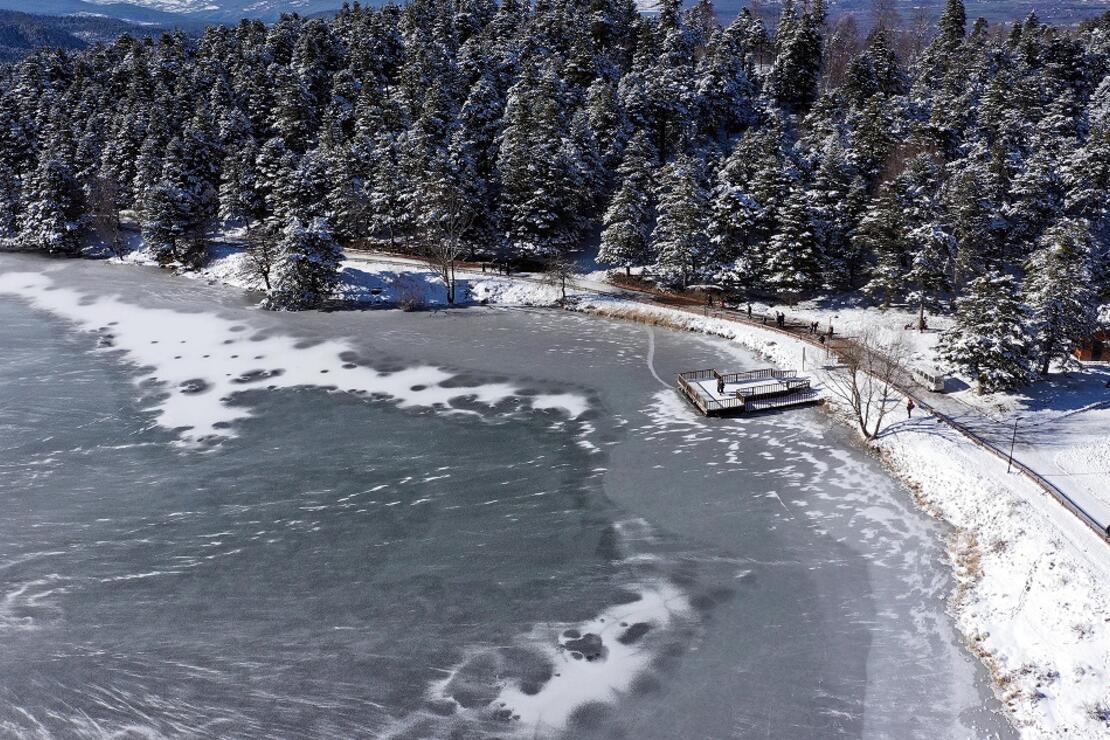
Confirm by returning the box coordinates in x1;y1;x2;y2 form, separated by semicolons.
494;583;689;733
0;271;587;444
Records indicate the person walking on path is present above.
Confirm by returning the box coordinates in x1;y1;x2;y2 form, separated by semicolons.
717;377;725;395
906;398;915;418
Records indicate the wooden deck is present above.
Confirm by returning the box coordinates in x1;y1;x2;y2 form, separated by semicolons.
677;368;823;417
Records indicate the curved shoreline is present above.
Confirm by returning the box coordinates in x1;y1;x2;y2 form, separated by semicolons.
565;293;1110;739
3;249;1108;737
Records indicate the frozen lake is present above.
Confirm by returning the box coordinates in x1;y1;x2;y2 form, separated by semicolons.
0;255;1012;738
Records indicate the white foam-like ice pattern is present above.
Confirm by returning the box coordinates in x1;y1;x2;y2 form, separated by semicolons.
0;272;588;444
492;582;689;733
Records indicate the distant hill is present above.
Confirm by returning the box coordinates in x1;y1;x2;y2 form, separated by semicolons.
0;0;1108;36
0;9;165;62
0;1;343;25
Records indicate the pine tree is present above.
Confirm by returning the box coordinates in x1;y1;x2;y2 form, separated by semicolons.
598;132;655;274
142;131;218;268
497;63;584;258
763;187;821;298
650;154;708;289
266;217;343;310
857;188;907;306
695;22;758;142
938;271;1031;393
708;127;792;289
218;137;264;227
19;154;85;255
367;131;412;247
905;224;955;327
0;159;22;243
767;0;825;113
1023;219;1099;375
648;0;696;159
944;162;1003;287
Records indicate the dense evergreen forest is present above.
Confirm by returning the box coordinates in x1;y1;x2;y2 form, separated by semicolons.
1;0;1108;389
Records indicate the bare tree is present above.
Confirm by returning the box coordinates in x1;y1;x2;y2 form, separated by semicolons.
245;222;280;291
543;247;581;303
421;175;474;306
898;6;933;61
88;175;126;259
871;0;901;34
823;328;912;440
823;15;861;92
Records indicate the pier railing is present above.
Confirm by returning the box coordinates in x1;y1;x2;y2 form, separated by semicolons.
717;368;797;384
677;369;814;415
735;377;811;398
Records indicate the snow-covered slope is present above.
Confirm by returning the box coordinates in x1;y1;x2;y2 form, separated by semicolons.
83;0;346;21
7;0;1110;27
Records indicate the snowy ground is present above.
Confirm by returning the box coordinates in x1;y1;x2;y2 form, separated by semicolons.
72;237;1110;736
744;296;1110;534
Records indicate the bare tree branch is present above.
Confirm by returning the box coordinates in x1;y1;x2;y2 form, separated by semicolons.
823;328;912;439
245;222;280;291
421;178;474;305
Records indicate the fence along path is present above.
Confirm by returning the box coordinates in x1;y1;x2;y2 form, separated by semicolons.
663;301;1110;543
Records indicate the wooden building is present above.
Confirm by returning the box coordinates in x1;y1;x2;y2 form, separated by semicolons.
1075;329;1109;362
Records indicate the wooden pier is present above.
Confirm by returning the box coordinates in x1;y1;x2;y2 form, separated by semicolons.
677;368;822;417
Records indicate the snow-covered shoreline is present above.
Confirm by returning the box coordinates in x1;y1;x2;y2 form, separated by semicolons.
568;294;1110;738
23;247;1110;737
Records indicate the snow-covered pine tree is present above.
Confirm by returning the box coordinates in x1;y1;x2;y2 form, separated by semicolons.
455;68;504;242
763;186;821;299
0;159;22;243
1023;218;1099;375
650;154;709;289
497;63;583;258
767;0;825;113
19;154;85;255
708;133;766;287
938;270;1031;393
266;217;343;310
218;137;265;228
584;78;629;179
142;130;219;269
278;146;330;223
807;140;868;290
367;131;412;248
649;0;696;160
856;188;907;307
695;21;758;143
905;224;955;328
598;132;656;275
943;161;1003;288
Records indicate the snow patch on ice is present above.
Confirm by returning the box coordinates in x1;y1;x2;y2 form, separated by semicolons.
492;582;690;733
530;392;589;419
0;272;583;445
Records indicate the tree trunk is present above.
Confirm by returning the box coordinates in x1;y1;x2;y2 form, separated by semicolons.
1040;337;1054;375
